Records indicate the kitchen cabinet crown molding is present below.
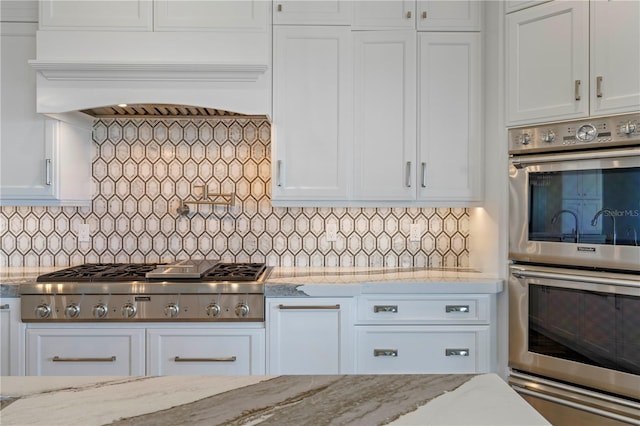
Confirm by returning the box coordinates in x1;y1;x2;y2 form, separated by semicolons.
29;61;269;83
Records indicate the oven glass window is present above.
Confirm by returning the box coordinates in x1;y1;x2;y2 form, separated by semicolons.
528;284;640;375
528;167;640;246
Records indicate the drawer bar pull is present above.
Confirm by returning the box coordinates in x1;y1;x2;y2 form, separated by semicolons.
0;304;9;310
374;349;398;357
174;356;237;362
373;305;398;313
53;356;116;362
278;304;340;310
445;305;470;313
445;348;469;357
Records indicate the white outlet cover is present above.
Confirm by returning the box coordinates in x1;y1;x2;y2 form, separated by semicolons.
410;224;421;242
326;224;338;242
78;224;91;242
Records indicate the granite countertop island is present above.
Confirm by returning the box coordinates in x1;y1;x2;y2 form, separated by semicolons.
0;373;549;425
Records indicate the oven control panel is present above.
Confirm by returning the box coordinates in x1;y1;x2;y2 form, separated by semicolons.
508;113;640;154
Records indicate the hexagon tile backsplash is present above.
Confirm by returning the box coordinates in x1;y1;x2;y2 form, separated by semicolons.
0;118;469;268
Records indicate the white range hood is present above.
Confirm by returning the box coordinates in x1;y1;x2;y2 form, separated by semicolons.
30;19;271;119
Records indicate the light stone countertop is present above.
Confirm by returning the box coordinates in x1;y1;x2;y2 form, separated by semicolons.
1;266;503;298
0;373;549;426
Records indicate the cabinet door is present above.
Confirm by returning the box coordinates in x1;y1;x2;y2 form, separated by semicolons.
147;328;265;375
353;31;416;201
506;1;589;125
267;298;355;374
504;1;551;14
1;0;38;22
416;1;481;31
273;1;351;25
39;0;152;31
154;1;268;32
0;299;25;376
418;32;482;201
0;23;53;203
355;325;490;373
590;0;640;116
272;27;352;202
26;328;145;376
352;1;415;30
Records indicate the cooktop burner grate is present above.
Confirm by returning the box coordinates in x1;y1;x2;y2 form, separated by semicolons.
203;263;267;281
36;263;163;282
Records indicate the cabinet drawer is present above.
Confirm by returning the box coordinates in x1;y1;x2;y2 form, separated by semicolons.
357;295;489;324
26;328;145;376
147;329;265;375
355;325;490;374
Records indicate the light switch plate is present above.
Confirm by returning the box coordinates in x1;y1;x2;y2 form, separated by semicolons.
326;224;338;242
410;224;422;242
78;224;91;242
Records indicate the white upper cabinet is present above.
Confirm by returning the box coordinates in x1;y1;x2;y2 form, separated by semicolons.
154;1;269;32
506;0;639;126
0;23;93;207
590;0;640;116
39;0;153;31
352;1;416;30
271;26;352;202
353;31;417;201
273;0;352;25
1;0;38;22
416;0;481;31
418;32;482;201
504;1;551;14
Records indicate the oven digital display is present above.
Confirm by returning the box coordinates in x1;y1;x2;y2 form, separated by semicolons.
528;284;640;375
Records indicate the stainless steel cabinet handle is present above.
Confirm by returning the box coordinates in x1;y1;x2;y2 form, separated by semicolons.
276;160;282;187
373;305;398;313
278;304;340;310
374;349;398;357
445;348;469;357
596;76;603;98
0;304;10;309
53;356;116;362
174;356;237;362
45;158;52;186
422;11;427;19
406;11;412;19
574;80;581;101
445;305;470;313
421;162;427;187
405;161;412;187
277;4;282;12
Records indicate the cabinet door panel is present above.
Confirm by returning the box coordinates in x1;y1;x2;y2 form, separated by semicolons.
590;0;640;115
155;1;268;31
39;0;152;31
352;1;415;30
147;329;265;375
506;1;589;125
273;1;351;25
26;329;145;376
417;0;481;31
418;33;481;201
272;27;351;201
353;31;416;200
0;299;24;376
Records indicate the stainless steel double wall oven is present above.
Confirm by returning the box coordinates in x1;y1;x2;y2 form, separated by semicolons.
508;113;640;425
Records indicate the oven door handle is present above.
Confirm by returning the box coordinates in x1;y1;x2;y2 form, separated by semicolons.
510;148;638;169
511;268;640;288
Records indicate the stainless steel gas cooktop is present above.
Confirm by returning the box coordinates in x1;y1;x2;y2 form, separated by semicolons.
20;260;271;323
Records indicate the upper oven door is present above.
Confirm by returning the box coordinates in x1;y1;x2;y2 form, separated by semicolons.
509;148;640;271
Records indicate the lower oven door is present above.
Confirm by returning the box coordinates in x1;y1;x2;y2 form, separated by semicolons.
509;371;640;426
509;264;640;400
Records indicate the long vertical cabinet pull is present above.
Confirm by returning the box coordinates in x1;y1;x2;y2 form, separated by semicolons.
277;4;282;12
421;162;427;187
276;160;283;187
405;161;412;187
596;76;603;98
45;159;52;186
574;80;581;101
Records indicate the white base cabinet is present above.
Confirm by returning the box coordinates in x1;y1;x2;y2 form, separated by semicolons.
0;298;25;376
147;328;265;375
266;298;355;374
26;328;145;376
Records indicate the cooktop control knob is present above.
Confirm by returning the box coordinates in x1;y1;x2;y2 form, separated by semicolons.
92;303;108;319
206;303;221;318
121;303;137;319
518;133;531;145
541;130;555;143
164;303;180;318
64;303;80;319
35;304;51;319
235;303;250;318
620;121;637;135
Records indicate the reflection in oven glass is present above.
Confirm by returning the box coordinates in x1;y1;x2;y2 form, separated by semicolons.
528;284;640;375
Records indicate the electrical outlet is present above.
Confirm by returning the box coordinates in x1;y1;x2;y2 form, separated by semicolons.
410;224;422;242
77;224;91;243
326;224;338;242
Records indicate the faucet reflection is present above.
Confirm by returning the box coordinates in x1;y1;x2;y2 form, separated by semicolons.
550;209;579;243
591;208;617;245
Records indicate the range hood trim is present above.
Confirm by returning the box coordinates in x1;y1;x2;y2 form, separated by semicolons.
29;60;268;82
